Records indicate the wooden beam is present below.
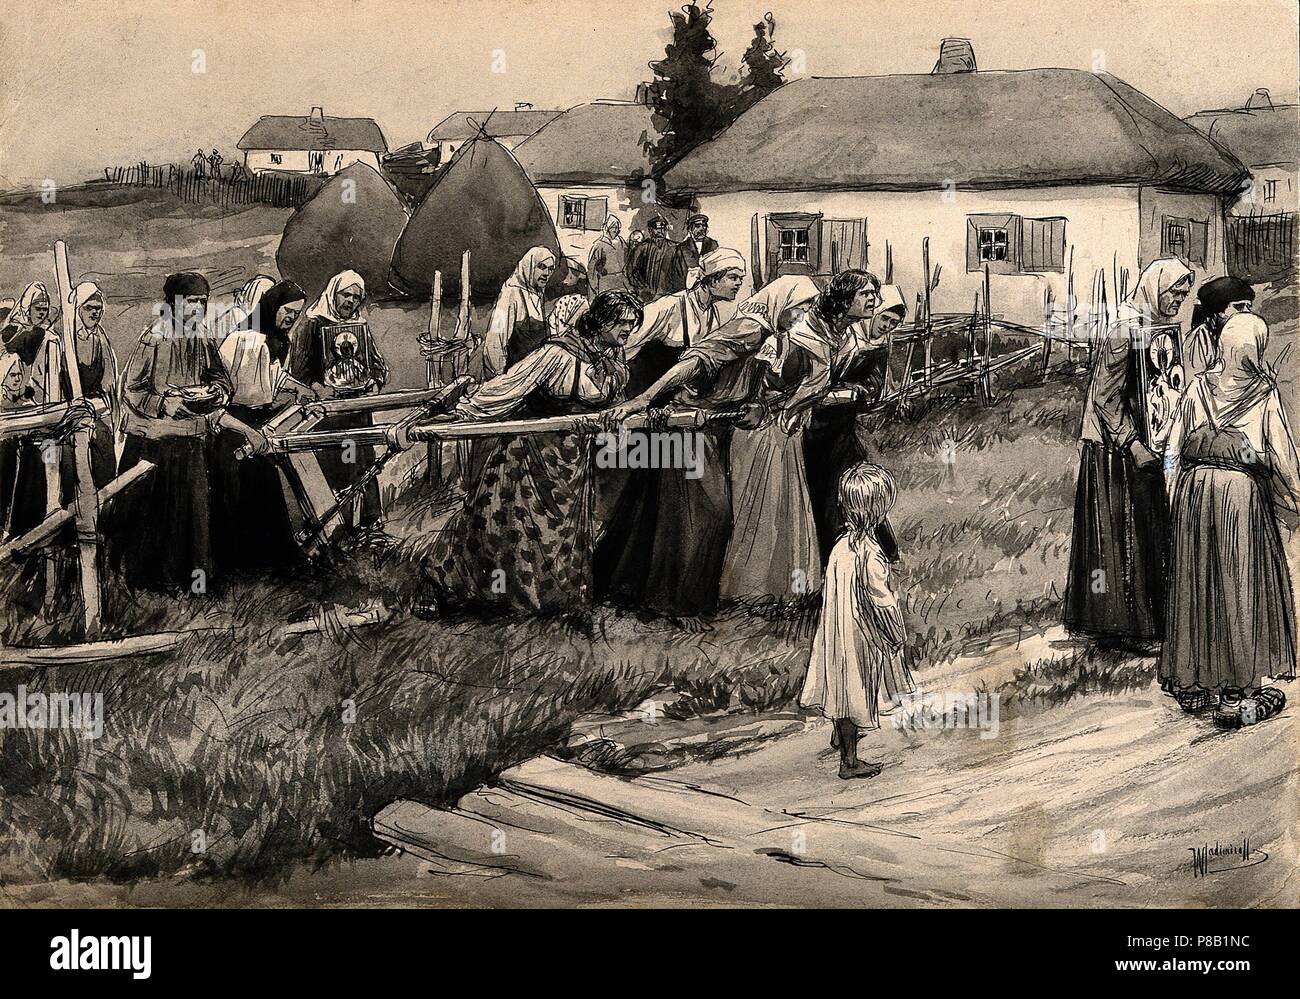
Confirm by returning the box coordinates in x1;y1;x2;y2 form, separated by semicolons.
0;398;106;440
426;270;443;487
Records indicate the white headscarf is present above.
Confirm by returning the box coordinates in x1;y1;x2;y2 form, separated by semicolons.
735;275;820;336
234;275;276;319
0;351;23;402
686;247;746;291
1122;258;1193;325
305;270;367;324
1203;312;1273;426
69;282;105;329
500;247;556;322
14;282;52;326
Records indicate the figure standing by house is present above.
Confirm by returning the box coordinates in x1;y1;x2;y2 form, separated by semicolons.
191;148;207;178
626;216;676;303
586;216;628;296
1063;258;1192;649
798;462;913;780
668;214;719;293
1160;311;1298;715
479;247;557;377
208;148;224;180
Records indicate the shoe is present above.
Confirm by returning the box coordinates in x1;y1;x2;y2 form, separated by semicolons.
1216;687;1286;729
1174;687;1216;713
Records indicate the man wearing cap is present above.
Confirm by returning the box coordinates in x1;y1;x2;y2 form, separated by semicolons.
669;214;719;293
626;216;677;303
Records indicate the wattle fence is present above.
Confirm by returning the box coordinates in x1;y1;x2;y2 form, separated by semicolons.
1226;211;1297;283
103;162;319;209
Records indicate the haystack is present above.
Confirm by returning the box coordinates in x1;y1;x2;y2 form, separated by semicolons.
276;163;409;300
390;135;563;303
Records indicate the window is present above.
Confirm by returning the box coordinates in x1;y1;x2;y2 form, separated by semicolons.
763;212;822;278
270;153;282;165
966;214;1065;274
1264;179;1278;203
557;195;608;231
779;227;809;263
1162;216;1208;267
309;150;324;172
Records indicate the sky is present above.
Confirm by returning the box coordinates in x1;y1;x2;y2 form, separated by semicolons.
1;0;1297;187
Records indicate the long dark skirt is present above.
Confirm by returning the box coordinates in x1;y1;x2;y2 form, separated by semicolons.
594;427;732;617
803;414;899;565
209;405;305;576
314;411;381;529
425;430;595;613
107;435;216;593
1063;440;1170;642
1160;465;1295;692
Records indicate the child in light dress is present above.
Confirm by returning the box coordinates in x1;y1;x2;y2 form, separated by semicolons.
799;461;914;778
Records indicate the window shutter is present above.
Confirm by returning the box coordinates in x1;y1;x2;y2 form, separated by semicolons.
583;197;608;231
1188;219;1209;266
818;219;833;272
557;195;566;227
764;215;780;283
750;213;763;289
966;218;980;272
807;219;823;273
1021;217;1067;272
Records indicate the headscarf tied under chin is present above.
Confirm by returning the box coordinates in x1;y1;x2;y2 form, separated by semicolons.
305;270;366;324
69;282;105;329
501;247;556;323
14;282;53;326
686;247;746;291
252;280;306;363
1203;312;1273;427
737;275;820;370
546;294;588;339
1123;258;1193;325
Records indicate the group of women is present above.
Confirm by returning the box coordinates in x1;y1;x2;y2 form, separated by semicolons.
0;267;388;595
422;244;911;627
1064;258;1298;715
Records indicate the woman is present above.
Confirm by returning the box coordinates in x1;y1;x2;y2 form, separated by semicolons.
211;279;312;575
0;352;30;535
1184;275;1255;382
1160;312;1297;710
1063;258;1192;648
804;284;906;563
720;269;880;604
480;247;556;377
289;270;389;531
421;290;641;614
1;282;59;371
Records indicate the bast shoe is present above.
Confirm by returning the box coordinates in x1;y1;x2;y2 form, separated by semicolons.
1216;687;1286;729
1174;686;1216;713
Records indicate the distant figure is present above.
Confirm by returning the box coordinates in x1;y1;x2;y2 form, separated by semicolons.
586;216;627;296
627;216;676;303
191;148;207;178
669;214;719;293
1064;258;1192;649
799;462;913;780
208;148;224;179
1160;312;1298;713
480;246;557;377
228;161;247;183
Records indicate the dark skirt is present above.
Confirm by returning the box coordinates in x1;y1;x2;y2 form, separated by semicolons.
803;413;899;565
1063;440;1170;642
594;427;732;617
107;434;216;593
209;405;306;576
1159;464;1296;692
425;430;595;613
313;411;381;529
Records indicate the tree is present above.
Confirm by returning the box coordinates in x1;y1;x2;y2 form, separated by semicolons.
730;12;789;119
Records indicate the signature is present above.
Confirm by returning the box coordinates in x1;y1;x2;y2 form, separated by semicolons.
1187;838;1269;878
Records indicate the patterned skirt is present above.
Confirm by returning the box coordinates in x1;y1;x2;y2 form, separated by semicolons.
424;430;593;613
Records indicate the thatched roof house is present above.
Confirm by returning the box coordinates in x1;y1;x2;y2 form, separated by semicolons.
237;107;387;176
1186;89;1299;213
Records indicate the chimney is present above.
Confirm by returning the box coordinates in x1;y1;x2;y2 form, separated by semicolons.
309;106;325;122
514;101;533;112
931;38;977;75
1245;88;1273;110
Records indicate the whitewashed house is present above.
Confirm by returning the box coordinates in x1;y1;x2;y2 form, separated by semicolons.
236;107;387;176
662;42;1249;324
514;100;664;260
1187;89;1299;215
427;107;561;165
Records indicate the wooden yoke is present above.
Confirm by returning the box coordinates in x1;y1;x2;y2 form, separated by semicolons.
53;240;102;637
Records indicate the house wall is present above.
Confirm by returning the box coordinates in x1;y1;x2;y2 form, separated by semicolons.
690;185;1146;325
1137;188;1229;287
243;149;381;176
1233;164;1299;215
537;184;649;261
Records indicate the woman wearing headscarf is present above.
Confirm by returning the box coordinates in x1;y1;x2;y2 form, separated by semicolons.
720;269;881;603
0;352;30;535
480;247;557;377
0;282;60;371
288;270;389;531
1064;257;1192;647
1184;276;1255;382
1160;311;1298;711
420;290;641;614
107;271;236;592
803;284;907;563
211;279;311;575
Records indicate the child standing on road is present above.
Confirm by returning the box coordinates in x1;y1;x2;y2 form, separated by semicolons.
799;462;913;778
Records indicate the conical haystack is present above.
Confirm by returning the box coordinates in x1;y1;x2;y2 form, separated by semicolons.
276;163;409;300
390;135;563;303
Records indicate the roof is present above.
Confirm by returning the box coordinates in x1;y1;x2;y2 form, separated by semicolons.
237;115;387;153
513;101;654;186
1185;104;1300;168
664;70;1250;196
426;110;562;143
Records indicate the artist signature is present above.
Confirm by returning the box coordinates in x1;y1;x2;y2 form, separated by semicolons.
1187;838;1269;878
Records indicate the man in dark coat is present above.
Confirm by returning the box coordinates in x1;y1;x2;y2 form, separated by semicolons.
668;214;719;293
627;216;676;303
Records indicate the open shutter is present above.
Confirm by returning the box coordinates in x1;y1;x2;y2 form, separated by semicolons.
1022;217;1066;272
750;213;763;289
583;197;608;231
966;218;980;272
764;215;780;283
1188;219;1209;267
806;219;823;274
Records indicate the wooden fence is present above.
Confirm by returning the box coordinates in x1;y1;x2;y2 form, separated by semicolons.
1226;211;1297;282
103;162;319;209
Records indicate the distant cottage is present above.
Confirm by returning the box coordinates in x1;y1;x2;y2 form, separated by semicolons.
1186;89;1299;215
657;39;1249;321
426;105;561;166
236;107;388;176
